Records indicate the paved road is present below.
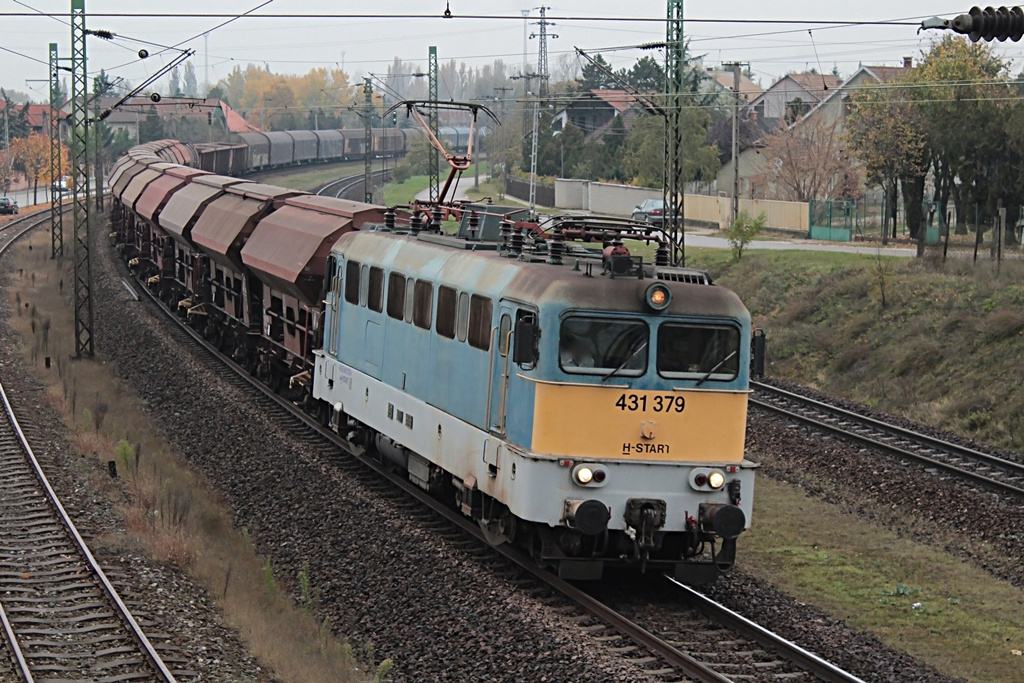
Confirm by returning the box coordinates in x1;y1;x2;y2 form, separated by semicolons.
414;174;489;202
682;232;917;258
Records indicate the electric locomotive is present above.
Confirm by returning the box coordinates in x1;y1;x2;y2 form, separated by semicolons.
313;213;757;582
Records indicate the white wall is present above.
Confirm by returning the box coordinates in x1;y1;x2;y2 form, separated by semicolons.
554;178;809;232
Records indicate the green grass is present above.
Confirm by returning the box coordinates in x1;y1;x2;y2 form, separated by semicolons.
383;175;432;206
745;477;1024;681
701;249;1024;450
383;163;488;207
253;161;364;192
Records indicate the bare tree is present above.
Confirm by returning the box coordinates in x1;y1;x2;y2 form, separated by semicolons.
752;115;859;202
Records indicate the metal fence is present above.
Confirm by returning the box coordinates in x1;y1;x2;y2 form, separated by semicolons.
505;175;555;208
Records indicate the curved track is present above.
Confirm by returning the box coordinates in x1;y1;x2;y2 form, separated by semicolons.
316;168;392;200
0;213;177;682
751;380;1024;497
125;254;865;682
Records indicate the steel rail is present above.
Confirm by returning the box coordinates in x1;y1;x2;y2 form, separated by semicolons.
317;168;391;199
0;211;177;682
130;264;866;683
0;600;32;683
751;381;1024;497
667;577;867;683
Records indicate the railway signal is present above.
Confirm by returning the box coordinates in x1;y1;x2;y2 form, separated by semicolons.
921;6;1024;41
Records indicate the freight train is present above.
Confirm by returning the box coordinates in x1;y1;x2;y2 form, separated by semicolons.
108;139;758;583
183;125;477;176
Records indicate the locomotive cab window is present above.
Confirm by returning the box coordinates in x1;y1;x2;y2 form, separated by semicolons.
559;317;648;375
657;323;740;381
413;280;433;330
468;295;492;351
344;260;360;305
387;272;406;320
368;266;384;313
436;285;457;339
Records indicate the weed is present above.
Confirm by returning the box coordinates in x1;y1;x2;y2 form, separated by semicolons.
298;562;312;608
981;309;1024;342
92;395;109;432
374;659;394;682
153;526;197;569
115;439;134;477
263;559;276;594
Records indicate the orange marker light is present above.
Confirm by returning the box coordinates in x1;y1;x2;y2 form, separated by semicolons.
643;283;672;311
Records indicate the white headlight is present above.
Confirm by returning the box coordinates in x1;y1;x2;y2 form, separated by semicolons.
575;467;594;484
708;471;726;489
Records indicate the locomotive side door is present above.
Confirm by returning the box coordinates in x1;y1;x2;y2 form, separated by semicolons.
488;304;515;436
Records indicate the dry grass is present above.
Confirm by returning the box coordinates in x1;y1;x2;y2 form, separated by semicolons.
4;226;371;683
743;477;1024;682
706;247;1024;450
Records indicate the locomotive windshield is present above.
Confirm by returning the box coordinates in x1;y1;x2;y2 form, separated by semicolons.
657;323;740;381
559;317;648;375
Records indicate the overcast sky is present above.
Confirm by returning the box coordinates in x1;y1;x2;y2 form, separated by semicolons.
1;1;1011;102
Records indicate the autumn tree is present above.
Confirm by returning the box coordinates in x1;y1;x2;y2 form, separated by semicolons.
752;115;858;203
11;134;68;205
846;82;926;241
910;37;1009;238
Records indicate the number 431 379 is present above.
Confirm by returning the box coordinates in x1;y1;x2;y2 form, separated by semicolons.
615;393;685;413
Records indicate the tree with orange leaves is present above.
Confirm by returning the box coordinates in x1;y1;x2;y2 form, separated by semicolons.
10;133;69;206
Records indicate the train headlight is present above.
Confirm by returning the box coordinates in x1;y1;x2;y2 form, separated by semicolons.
690;467;728;491
572;464;608;487
643;283;672;312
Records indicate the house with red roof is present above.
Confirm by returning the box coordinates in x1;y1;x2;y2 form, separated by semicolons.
0;101;69;138
717;59;914;201
552;89;656;141
95;96;257;143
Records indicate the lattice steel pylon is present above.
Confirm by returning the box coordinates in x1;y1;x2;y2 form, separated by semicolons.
70;0;94;357
530;6;557;99
663;0;685;265
49;42;63;260
428;45;439;203
363;77;373;203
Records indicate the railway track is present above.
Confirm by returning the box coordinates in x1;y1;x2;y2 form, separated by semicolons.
0;210;179;682
316;168;392;200
125;264;866;682
751;380;1024;498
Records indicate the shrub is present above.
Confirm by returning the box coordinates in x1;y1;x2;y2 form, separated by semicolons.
726;210;767;260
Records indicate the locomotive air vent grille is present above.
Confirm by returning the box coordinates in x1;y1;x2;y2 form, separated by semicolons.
654;267;711;285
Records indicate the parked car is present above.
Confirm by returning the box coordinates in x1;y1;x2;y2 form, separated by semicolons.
631;198;675;226
0;197;19;215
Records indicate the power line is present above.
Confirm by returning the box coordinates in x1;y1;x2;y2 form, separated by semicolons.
0;11;928;25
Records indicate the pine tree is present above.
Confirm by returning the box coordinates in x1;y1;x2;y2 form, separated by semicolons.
138;105;165;143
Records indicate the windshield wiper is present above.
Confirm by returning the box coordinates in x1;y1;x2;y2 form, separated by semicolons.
695;350;737;387
601;342;648;382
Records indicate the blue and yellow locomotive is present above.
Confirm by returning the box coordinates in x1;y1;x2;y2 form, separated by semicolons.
313;214;757;582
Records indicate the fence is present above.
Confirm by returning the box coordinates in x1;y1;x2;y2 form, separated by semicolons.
505;176;555;208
